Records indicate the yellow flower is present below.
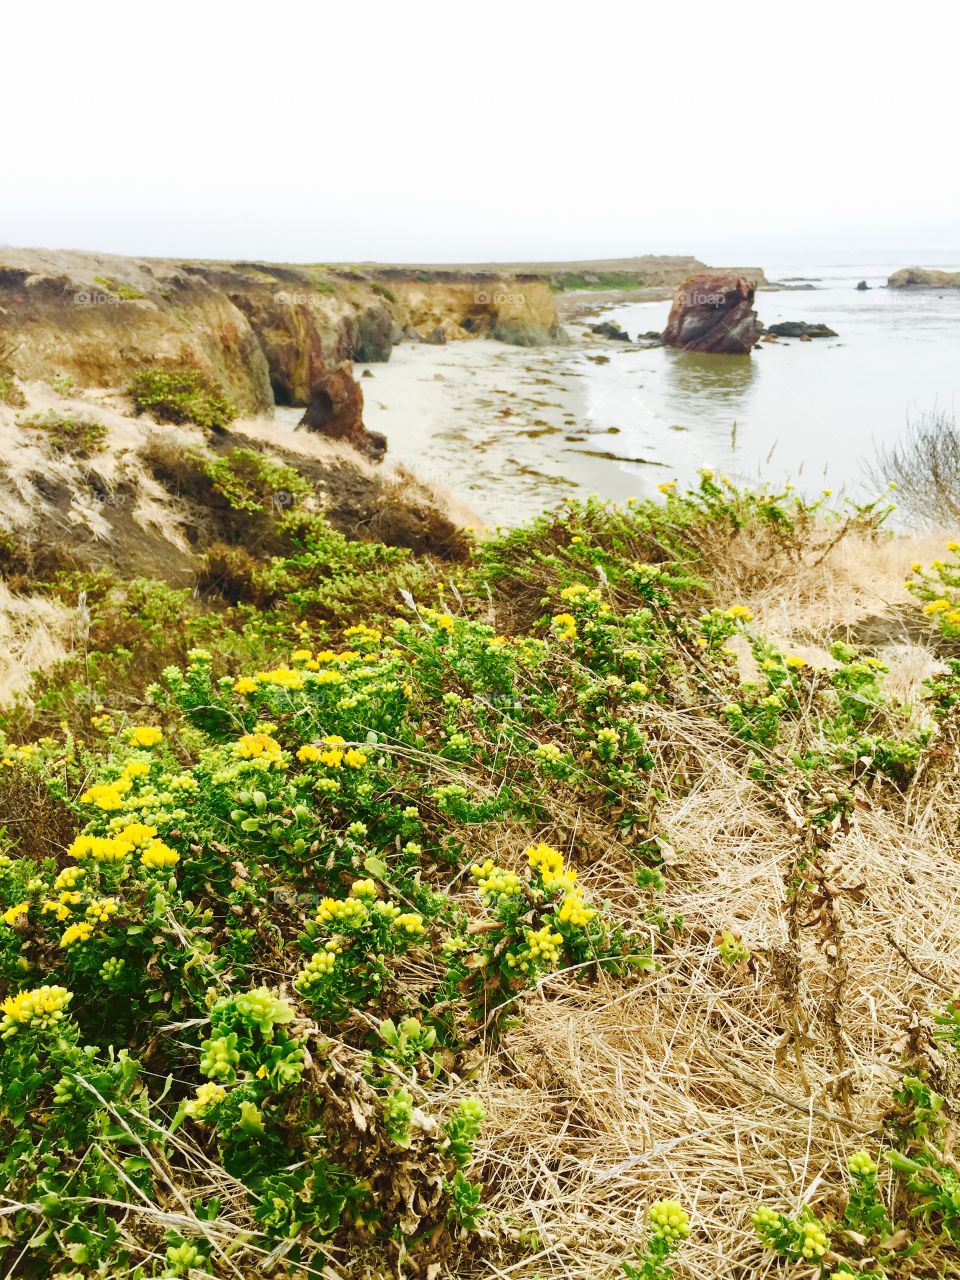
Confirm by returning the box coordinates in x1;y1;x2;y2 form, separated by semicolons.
658;480;676;494
114;823;158;848
723;605;753;622
1;985;72;1038
80;782;129;810
570;535;583;544
435;613;454;632
526;842;577;892
551;612;577;641
184;1081;226;1117
140;840;180;869
296;744;322;763
68;833;134;863
924;598;950;615
911;562;922;573
233;676;257;695
128;727;163;748
785;655;806;670
948;542;960;554
254;666;304;690
556;894;595;926
393;912;424;935
2;901;30;925
60;920;94;948
86;897;119;923
343;749;367;769
236;732;283;761
315;896;368;927
350;878;378;900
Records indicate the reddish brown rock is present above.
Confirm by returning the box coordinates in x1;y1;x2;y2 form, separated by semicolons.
661;274;763;354
296;362;386;460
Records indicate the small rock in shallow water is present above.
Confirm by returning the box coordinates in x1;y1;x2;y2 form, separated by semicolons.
764;321;838;339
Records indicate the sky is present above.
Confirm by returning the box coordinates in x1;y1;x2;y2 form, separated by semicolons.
3;0;958;263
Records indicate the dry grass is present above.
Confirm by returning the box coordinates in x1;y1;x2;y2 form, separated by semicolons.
444;534;960;1280
0;581;73;702
462;754;960;1280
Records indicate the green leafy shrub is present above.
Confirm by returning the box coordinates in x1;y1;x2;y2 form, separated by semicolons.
18;410;108;456
127;365;237;430
0;372;26;407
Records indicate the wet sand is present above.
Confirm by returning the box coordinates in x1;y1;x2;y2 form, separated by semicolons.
325;339;651;526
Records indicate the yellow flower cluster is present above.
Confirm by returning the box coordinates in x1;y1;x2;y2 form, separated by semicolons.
393;911;425;935
253;666;304;690
236;731;283;761
184;1081;227;1117
470;858;523;901
506;923;563;971
315;896;369;927
797;1218;829;1259
127;726;163;748
139;840;180;869
80;780;130;810
344;623;383;646
298;736;368;769
2;901;29;925
524;843;595;927
60;920;93;948
556;894;595;927
0;984;73;1039
551;612;577;641
294;941;341;991
559;583;604;605
85;897;119;923
648;1199;690;1242
67;822;179;870
41;891;82;922
69;833;133;862
525;843;577;892
724;605;753;622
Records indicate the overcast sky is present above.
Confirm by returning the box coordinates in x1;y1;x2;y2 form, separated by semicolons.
3;0;958;263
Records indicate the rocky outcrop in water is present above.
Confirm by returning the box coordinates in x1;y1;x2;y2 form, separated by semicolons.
297;362;386;461
661;274;763;354
888;267;960;288
764;321;837;338
590;320;631;341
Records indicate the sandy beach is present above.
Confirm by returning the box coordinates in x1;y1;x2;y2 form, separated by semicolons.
278;332;654;526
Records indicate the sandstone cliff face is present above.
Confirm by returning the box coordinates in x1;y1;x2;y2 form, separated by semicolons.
0;251;275;414
389;278;560;345
661;273;763;355
0;251;566;418
888;267;960;289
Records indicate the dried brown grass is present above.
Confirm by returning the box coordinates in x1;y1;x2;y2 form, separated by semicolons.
461;759;960;1280
448;535;960;1279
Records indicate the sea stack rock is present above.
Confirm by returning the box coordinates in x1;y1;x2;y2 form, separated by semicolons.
661;273;764;354
888;267;960;289
297;362;386;460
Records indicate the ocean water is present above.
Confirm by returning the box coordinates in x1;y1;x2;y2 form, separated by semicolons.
577;250;960;502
